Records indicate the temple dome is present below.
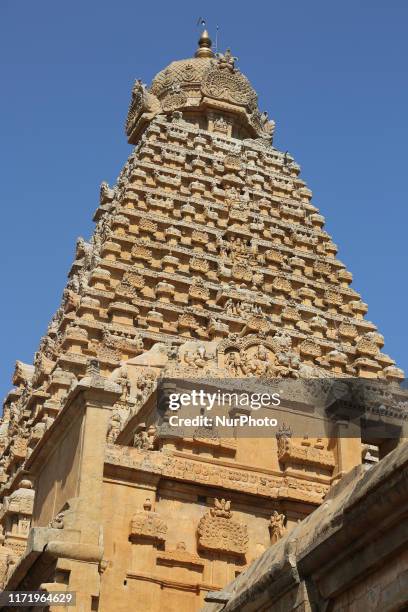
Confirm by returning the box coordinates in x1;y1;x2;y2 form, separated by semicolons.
150;57;213;99
125;31;275;143
150;54;258;112
150;30;215;102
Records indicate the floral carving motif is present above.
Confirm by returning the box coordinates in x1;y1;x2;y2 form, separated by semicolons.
131;244;152;262
201;57;258;108
190;257;210;273
197;499;248;556
139;218;158;234
161;85;188;112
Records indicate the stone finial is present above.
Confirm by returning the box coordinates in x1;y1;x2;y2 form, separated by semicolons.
195;29;213;58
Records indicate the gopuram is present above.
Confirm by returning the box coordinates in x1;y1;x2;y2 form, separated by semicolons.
0;30;406;612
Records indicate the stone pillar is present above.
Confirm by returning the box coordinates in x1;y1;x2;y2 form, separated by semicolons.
19;368;122;611
333;420;362;483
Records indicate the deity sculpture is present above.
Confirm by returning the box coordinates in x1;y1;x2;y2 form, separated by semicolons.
269;511;287;544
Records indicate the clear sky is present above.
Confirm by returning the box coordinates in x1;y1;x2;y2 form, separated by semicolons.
0;0;407;400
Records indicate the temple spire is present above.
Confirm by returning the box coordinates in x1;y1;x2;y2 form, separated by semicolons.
195;29;213;58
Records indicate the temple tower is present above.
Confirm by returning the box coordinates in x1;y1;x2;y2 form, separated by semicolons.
0;30;404;611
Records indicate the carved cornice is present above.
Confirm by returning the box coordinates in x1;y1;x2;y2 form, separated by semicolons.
277;437;335;470
105;446;329;504
156;542;204;569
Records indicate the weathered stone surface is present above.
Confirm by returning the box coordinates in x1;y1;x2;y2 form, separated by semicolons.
0;28;405;612
203;440;408;612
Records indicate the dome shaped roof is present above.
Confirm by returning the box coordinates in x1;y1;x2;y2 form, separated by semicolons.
150;54;258;112
150;57;213;99
149;33;258;111
125;31;275;144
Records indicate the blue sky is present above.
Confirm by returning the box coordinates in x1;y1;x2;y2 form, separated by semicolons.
0;0;407;400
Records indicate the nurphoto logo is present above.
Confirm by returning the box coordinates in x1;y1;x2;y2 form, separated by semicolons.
167;389;281;411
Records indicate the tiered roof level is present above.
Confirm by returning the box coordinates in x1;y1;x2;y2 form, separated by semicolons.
0;30;405;582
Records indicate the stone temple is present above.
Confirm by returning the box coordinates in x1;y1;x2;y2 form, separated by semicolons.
0;30;407;611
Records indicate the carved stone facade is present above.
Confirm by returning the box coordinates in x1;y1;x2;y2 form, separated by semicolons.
0;29;405;611
203;441;408;612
